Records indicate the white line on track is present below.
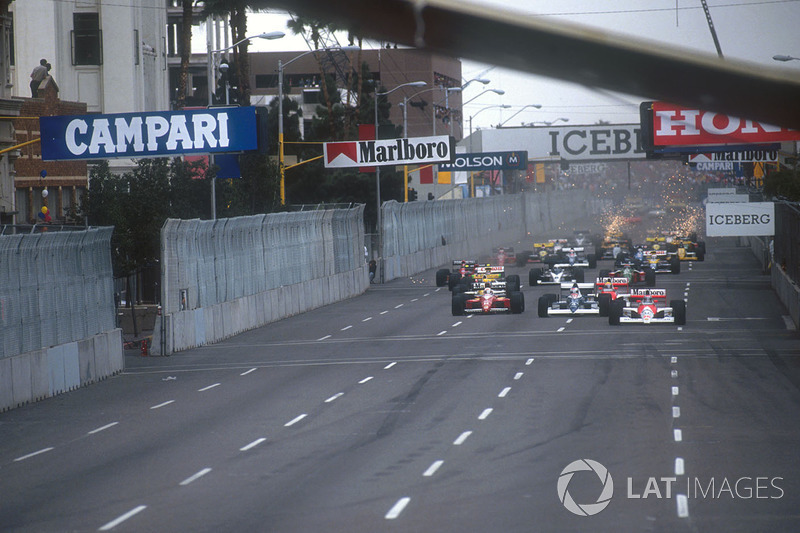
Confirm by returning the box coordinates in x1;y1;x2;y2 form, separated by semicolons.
671;356;678;364
99;505;147;531
674;429;683;442
675;457;685;476
453;431;472;445
285;414;307;427
359;376;373;384
88;422;119;435
423;460;444;477
526;358;534;365
452;321;462;327
385;497;410;519
317;335;332;341
240;438;267;451
478;408;493;420
362;317;373;322
686;282;691;287
384;362;397;370
672;406;681;418
411;298;419;302
325;392;344;403
677;327;683;331
498;387;511;398
423;293;430;297
566;319;574;324
179;467;211;486
341;325;353;331
14;447;54;462
671;370;678;378
395;304;404;309
672;386;680;396
198;383;220;392
150;400;175;410
437;331;447;336
514;372;523;380
240;368;257;376
557;327;566;332
677;494;690;517
380;311;389;315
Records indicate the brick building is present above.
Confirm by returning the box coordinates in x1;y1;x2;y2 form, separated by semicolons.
13;79;87;224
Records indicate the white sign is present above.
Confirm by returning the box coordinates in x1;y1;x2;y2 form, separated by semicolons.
696;162;735;171
323;135;452;168
706;202;775;237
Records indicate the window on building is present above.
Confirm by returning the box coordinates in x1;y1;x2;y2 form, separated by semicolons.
255;74;277;89
71;13;102;66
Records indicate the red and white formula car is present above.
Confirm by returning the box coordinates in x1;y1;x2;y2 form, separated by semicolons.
595;277;630;316
452;283;524;315
608;288;686;325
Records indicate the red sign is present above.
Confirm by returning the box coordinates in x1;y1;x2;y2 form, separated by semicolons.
651;102;800;146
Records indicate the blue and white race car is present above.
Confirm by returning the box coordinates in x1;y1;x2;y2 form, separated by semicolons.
537;282;601;317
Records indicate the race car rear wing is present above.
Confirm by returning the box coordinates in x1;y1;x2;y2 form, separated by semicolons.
560;282;596;292
628;288;667;299
475;265;505;275
452;260;477;267
533;242;555;248
595;277;629;287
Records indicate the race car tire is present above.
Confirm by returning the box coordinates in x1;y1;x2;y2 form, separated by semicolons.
516;252;531;267
588;254;597;269
529;268;543;286
506;274;521;293
670;256;681;274
436;269;450;287
689;232;698;243
645;268;656;287
452;294;467;316
574;268;585;283
598;293;611;317
609;299;624;325
697;241;706;254
511;292;524;314
599;269;611;279
448;272;462;291
696;249;705;262
671;299;687;325
452;283;465;295
538;295;553;317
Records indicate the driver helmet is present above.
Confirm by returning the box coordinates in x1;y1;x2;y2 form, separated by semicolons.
604;281;613;290
570;285;581;296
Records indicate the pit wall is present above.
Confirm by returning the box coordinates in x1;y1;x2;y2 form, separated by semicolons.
381;190;595;281
745;235;798;329
153;207;367;355
0;228;122;412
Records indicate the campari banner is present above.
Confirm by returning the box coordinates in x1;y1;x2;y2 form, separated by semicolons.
641;101;800;147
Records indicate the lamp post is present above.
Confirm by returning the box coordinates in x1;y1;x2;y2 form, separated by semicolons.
773;55;800;62
278;46;359;205
207;29;284;219
468;104;511;197
496;104;543;127
375;81;427;283
524;118;569;127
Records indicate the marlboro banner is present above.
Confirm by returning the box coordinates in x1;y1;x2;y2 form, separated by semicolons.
324;135;453;168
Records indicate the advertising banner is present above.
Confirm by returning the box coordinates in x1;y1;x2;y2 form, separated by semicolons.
649;102;800;146
324;135;453;168
706;202;775;237
438;151;527;171
40;107;258;160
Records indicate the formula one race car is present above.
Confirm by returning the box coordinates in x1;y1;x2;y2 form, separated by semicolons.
515;241;560;267
529;263;585;286
595;277;630;316
538;282;601;317
492;246;517;267
597;232;633;260
554;246;597;269
452;282;525;315
622;246;681;275
599;260;655;287
436;260;479;290
453;265;522;295
670;233;706;262
608;288;686;325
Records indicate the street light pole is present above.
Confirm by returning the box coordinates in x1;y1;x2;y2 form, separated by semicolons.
374;81;426;282
206;28;284;219
278;46;359;205
496;104;542;127
468;104;511;197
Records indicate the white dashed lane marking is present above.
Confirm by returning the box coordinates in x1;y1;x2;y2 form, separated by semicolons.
385;497;411;520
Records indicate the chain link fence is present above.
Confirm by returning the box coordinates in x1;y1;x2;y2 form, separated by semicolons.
0;227;115;360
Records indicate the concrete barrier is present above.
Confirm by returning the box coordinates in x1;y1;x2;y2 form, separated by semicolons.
773;266;800;330
0;329;123;413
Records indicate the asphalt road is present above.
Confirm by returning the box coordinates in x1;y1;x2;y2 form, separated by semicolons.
1;235;799;532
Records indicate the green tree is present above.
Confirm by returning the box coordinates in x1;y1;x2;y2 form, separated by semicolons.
764;168;800;201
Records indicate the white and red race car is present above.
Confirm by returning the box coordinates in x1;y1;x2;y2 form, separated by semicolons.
608;288;686;325
452;284;524;315
595;277;630;316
